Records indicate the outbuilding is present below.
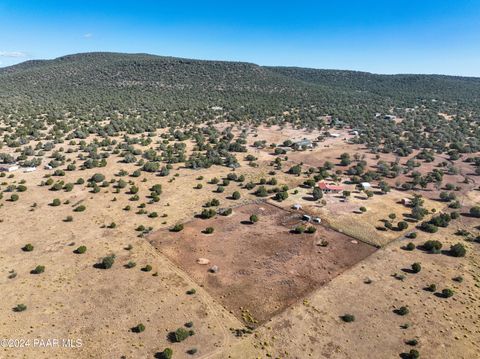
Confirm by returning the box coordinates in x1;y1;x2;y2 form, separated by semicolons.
0;164;19;172
360;182;372;190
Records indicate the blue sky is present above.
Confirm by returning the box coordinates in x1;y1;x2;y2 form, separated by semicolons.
0;0;479;76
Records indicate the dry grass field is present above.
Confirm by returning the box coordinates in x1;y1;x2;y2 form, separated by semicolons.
1;123;479;359
149;202;376;326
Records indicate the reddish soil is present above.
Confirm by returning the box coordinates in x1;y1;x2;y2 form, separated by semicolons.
149;202;376;325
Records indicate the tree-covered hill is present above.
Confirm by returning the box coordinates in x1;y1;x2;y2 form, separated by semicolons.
267;67;480;107
0;52;479;117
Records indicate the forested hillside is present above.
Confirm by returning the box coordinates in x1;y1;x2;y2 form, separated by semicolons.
1;52;479;118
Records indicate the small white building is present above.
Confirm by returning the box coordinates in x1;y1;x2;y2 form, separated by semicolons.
313;217;322;224
0;164;19;172
401;198;412;207
292;204;302;210
330;133;341;138
360;182;372;190
23;167;37;173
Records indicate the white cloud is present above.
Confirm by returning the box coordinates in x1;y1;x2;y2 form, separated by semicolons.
0;51;27;58
83;33;93;38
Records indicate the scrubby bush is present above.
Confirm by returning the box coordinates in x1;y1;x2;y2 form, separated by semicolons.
100;255;115;269
395;306;409;316
132;323;145;333
90;173;105;183
293;225;305;234
126;261;136;268
22;243;34;252
204;227;214;234
74;205;86;212
10;194;19;201
406;232;417;239
31;265;45;274
442;288;454;298
305;226;317;233
173;327;191;342
51;198;61;206
232;191;241;200
13;304;27;312
423;240;442;253
249;214;258;223
449;243;466;257
142;264;152;272
75;245;87;254
158;348;173;359
411;262;421;273
469;206;480;218
341;314;355;322
171;223;184;232
404;242;415;251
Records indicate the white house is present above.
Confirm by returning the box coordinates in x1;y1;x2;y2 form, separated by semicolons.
330;133;341;138
23;167;37;173
292;204;302;210
0;164;19;172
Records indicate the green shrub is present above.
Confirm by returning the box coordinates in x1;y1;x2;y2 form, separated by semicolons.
100;255;115;269
74;205;86;212
469;206;480;218
406;232;417;239
142;264;152;272
221;208;233;216
10;194;19;201
411;262;421;273
51;198;61;206
158;348;173;359
75;245;87;254
426;283;436;292
173;327;191;342
293;225;305;234
186;288;196;295
126;261;136;268
407;349;420;359
90;173;105;183
404;242;415;251
22;243;34;252
232;191;241;200
442;288;454;298
204;227;214;234
31;265;45;274
132;323;145;333
13;304;27;312
305;226;317;233
449;243;466;257
395;306;409;316
341;314;355;322
423;240;442;252
249;214;258;223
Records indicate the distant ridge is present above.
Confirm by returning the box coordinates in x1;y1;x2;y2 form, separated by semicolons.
0;52;479;114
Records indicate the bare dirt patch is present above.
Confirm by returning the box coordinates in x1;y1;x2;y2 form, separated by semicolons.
149;202;376;325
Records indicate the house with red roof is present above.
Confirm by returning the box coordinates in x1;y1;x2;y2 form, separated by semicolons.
317;181;343;193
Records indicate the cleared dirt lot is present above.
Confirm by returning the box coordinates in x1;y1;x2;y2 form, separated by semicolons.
149;202;376;325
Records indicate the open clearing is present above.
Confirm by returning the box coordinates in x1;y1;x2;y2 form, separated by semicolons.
149;202;376;325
